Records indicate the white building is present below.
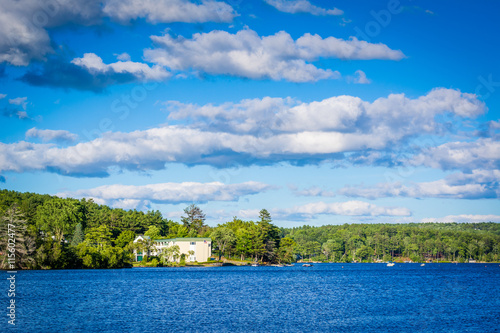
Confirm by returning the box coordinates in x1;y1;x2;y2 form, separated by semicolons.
133;236;212;263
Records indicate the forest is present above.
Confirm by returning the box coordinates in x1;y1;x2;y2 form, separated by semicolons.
0;189;499;269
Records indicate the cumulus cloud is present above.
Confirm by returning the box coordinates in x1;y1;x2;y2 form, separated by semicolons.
264;0;343;16
0;94;6;99
167;88;485;137
353;70;371;84
20;53;169;92
145;29;404;82
0;0;238;66
0;88;487;176
115;53;131;61
339;169;500;200
58;181;274;208
25;127;78;143
411;138;500;172
0;0;102;66
273;201;411;220
103;0;237;23
71;53;170;81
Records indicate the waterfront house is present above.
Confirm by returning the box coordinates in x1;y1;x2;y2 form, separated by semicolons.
133;236;212;263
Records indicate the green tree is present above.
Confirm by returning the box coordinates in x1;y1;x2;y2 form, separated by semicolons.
71;223;84;247
256;209;281;262
181;204;206;235
322;239;342;262
159;245;180;265
277;237;296;263
144;225;162;240
211;227;236;260
84;225;113;249
35;198;81;242
115;230;136;248
356;245;374;261
0;204;36;269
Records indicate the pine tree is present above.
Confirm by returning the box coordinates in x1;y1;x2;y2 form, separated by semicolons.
181;204;206;234
0;204;35;269
71;223;84;246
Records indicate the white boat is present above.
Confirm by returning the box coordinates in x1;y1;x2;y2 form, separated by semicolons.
251;263;259;267
387;262;395;267
302;264;313;267
420;263;425;266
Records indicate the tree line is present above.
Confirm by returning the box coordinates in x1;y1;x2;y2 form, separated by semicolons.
0;189;499;269
283;223;500;263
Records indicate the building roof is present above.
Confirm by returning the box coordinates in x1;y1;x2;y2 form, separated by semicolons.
153;237;211;242
133;235;150;242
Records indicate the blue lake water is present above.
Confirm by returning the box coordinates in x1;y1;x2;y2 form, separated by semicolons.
3;263;500;332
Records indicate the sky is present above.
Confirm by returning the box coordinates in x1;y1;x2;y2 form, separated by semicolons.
0;0;499;227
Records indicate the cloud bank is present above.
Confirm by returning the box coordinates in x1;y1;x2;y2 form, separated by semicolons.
273;200;411;220
58;181;274;208
0;88;486;176
339;170;500;200
145;29;404;82
0;0;237;66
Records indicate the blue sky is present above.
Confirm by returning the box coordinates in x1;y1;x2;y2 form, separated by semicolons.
1;0;499;227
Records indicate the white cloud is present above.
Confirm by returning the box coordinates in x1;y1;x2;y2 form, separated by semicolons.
421;215;500;223
167;88;485;137
227;201;410;222
353;70;371;84
145;29;404;82
273;201;411;220
0;88;486;176
264;0;343;16
71;53;171;81
58;181;274;208
411;138;500;171
0;0;102;66
289;185;335;197
8;97;28;110
115;52;131;61
339;169;500;200
489;120;500;130
0;0;236;66
103;0;237;24
0;94;6;99
25;127;78;143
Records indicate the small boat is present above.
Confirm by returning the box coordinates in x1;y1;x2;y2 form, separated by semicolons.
251;263;259;267
302;264;313;267
387;262;395;267
285;264;294;267
420;263;425;266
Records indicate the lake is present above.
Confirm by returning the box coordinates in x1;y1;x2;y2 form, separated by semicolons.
4;263;500;332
